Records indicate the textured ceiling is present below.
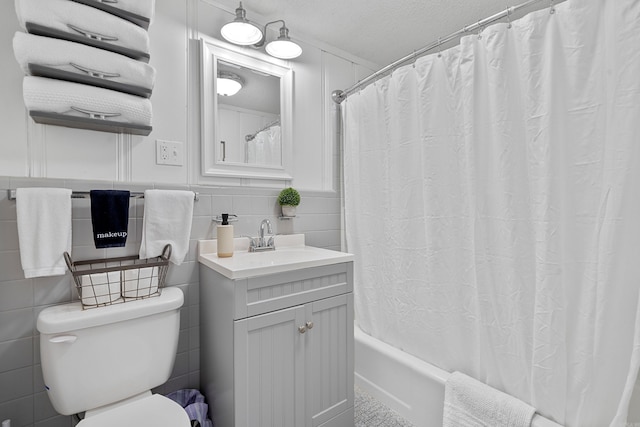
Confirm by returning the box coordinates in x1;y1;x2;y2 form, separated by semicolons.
213;0;555;68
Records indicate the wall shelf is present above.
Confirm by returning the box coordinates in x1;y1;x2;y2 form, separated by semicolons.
29;111;152;136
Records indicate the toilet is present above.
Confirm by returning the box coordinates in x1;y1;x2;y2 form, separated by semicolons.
36;287;191;426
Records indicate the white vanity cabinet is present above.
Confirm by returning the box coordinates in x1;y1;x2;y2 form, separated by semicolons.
200;255;354;427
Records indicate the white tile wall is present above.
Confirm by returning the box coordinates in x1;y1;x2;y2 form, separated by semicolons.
0;176;341;426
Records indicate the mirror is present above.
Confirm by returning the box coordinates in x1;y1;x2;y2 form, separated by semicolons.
200;37;293;181
217;60;280;165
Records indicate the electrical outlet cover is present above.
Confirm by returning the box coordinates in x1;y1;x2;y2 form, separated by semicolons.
156;140;183;166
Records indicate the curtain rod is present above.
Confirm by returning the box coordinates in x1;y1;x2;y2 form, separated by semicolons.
7;189;199;201
245;118;281;142
332;0;554;104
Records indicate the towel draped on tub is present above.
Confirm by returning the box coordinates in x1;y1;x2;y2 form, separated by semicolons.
443;371;536;427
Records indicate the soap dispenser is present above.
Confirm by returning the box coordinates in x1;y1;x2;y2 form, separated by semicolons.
217;213;234;258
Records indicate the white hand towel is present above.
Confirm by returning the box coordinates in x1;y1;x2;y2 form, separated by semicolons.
80;272;122;306
16;188;72;278
13;32;156;93
139;190;194;266
443;372;536;427
15;0;150;57
23;76;152;127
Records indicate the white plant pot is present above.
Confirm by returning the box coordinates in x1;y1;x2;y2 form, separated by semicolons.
281;205;297;217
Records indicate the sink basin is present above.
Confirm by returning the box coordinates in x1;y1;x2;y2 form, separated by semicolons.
198;234;353;279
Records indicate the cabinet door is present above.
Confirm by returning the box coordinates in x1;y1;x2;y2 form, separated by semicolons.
234;305;306;427
306;293;354;427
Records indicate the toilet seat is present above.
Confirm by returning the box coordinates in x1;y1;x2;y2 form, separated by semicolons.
77;393;191;427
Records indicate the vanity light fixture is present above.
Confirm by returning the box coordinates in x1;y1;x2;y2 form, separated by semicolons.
258;21;303;59
220;2;263;45
221;3;302;60
217;71;244;96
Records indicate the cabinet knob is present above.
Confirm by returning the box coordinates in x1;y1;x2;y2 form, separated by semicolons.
306;321;314;330
298;325;307;334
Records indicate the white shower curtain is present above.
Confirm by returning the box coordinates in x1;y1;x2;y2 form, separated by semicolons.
343;0;640;425
247;125;281;165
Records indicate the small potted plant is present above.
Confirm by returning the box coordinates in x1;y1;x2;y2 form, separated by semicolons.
278;187;300;217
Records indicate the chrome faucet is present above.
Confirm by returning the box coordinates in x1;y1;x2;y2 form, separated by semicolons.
259;219;272;247
247;219;276;252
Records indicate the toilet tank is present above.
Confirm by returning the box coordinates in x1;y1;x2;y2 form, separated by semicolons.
37;287;184;416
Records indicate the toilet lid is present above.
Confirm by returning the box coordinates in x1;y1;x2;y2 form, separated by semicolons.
77;394;191;427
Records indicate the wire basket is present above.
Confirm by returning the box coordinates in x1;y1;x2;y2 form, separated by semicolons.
64;244;172;309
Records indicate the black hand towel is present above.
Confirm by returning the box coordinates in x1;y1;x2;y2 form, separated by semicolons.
90;190;130;248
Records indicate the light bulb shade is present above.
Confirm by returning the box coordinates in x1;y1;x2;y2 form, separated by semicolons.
217;72;243;96
221;3;263;45
221;21;263;45
266;39;302;59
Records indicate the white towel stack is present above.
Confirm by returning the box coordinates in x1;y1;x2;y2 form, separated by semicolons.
12;0;156;134
13;32;156;93
139;190;194;266
16;188;72;279
443;371;536;427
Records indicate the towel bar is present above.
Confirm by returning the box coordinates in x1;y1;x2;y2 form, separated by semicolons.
7;189;199;201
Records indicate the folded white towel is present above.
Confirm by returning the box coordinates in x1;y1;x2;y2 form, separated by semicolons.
90;0;156;22
122;267;158;299
443;372;536;427
23;76;152;127
80;272;122;306
15;0;150;57
139;190;194;266
13;32;156;93
16;188;72;278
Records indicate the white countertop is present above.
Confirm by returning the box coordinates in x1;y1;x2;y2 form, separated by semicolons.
198;234;354;280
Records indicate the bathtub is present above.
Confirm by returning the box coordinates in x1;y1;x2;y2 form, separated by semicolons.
354;324;563;427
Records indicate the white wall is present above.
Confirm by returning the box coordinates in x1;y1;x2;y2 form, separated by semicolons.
0;0;376;191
